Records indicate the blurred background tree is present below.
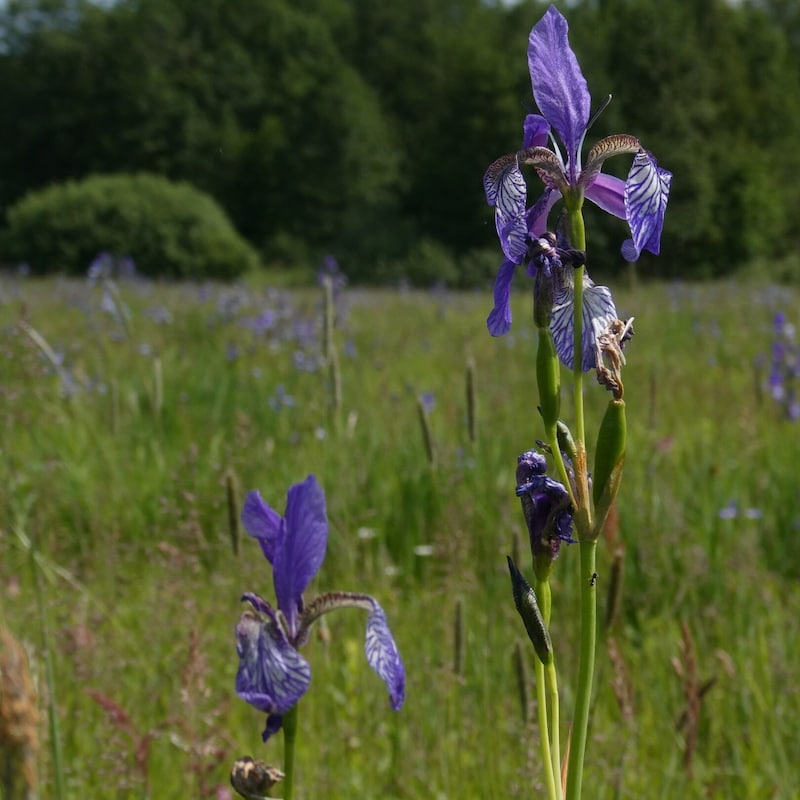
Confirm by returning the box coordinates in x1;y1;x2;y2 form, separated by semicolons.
0;0;798;283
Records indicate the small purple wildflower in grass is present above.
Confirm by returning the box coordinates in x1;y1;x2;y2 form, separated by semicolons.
317;254;348;295
144;306;172;325
267;385;295;412
236;476;405;741
761;312;799;420
718;500;763;520
419;392;436;414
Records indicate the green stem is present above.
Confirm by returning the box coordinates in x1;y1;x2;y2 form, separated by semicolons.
545;423;576;508
283;704;299;800
546;659;563;800
534;579;558;800
535;656;558;800
565;540;597;800
537;580;563;800
565;208;586;445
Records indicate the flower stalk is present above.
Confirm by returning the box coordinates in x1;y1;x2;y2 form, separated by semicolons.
483;5;670;799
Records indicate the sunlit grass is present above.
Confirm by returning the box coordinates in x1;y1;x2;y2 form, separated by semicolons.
1;273;798;798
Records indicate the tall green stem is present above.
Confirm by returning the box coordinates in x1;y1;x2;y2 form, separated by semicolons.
535;656;558;800
534;579;558;800
537;580;563;800
565;540;597;800
565;209;586;442
283;704;299;800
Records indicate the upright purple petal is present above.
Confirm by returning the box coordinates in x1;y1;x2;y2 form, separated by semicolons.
365;604;405;711
622;150;672;260
235;608;312;741
487;259;517;337
523;114;550;148
528;5;590;178
272;475;328;634
241;490;284;564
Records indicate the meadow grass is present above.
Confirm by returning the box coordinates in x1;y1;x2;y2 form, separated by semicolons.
1;272;798;798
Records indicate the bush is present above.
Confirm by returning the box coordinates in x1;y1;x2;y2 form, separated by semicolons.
1;173;259;279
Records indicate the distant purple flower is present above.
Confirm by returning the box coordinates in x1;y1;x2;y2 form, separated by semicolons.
419;392;436;414
483;5;671;358
762;311;799;421
236;476;405;741
267;385;295;411
317;254;348;294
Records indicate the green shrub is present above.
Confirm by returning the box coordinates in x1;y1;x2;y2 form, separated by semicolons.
1;173;259;279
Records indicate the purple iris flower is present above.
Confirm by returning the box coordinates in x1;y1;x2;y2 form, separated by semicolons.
483;6;671;357
516;449;575;569
235;475;405;741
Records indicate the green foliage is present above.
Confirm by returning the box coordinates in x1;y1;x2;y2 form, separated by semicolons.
1;173;259;278
1;0;800;281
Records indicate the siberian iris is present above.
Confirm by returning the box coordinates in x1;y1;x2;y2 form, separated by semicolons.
516;448;575;576
483;4;671;365
235;475;405;741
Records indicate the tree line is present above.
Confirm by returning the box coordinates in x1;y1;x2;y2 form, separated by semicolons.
0;0;798;283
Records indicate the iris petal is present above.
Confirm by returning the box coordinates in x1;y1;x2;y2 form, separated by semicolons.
241;490;284;564
483;153;526;218
234;609;312;741
528;6;590;178
487;259;517;337
273;475;328;634
584;173;626;220
551;269;618;371
523;114;550;148
365;604;406;711
496;208;528;263
526;188;561;238
622;150;672;260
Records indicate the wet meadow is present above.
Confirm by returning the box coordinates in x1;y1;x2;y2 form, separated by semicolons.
1;270;799;798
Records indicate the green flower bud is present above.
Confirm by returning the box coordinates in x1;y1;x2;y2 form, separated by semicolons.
592;398;626;538
507;556;553;665
536;327;560;431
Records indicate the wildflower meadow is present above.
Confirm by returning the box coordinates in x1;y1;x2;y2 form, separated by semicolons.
2;3;800;799
1;263;799;797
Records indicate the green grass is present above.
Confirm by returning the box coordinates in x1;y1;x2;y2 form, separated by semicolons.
1;273;798;798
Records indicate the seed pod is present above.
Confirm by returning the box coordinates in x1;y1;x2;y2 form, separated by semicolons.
593;398;626;537
536;327;560;431
507;556;553;665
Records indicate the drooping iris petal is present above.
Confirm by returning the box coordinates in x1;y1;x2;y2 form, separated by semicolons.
483;153;526;219
272;475;328;634
551;269;618;371
496;208;528;264
528;5;590;179
621;150;672;260
235;608;312;741
365;604;406;711
487;259;518;337
241;490;284;564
